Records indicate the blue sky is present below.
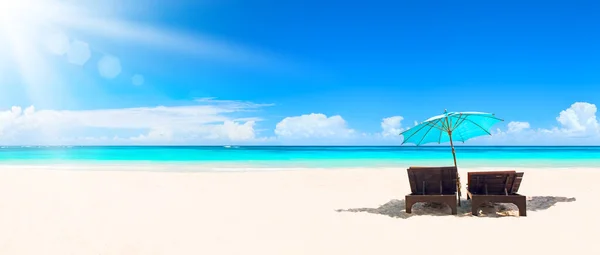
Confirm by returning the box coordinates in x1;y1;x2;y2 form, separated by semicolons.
0;0;598;145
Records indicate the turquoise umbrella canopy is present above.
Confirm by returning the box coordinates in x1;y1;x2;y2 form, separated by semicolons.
401;111;503;146
400;110;503;204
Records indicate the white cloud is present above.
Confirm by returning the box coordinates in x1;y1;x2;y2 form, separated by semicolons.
97;55;122;79
130;127;173;142
131;74;144;86
274;113;355;140
205;121;257;141
0;99;270;145
196;97;274;110
507;121;530;133
381;116;404;137
66;40;91;66
127;120;257;143
2;100;597;146
556;102;599;136
474;102;600;145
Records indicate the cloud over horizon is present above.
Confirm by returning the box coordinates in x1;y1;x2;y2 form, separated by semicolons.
473;102;600;145
0;101;597;146
274;113;355;143
0;98;271;145
380;116;404;137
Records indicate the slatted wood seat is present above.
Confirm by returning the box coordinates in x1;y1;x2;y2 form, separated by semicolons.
466;171;526;216
405;166;458;215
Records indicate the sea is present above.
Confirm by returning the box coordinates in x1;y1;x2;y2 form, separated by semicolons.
0;146;598;168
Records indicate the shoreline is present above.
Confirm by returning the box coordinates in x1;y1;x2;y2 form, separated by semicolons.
0;162;597;173
1;157;600;168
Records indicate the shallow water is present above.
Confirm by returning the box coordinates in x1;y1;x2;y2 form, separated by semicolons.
0;146;598;168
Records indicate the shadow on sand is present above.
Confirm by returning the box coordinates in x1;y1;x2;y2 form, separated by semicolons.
336;196;576;218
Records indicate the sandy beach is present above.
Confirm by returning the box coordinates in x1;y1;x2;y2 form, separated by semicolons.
0;165;596;255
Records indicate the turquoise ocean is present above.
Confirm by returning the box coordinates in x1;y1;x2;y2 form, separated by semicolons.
0;146;598;168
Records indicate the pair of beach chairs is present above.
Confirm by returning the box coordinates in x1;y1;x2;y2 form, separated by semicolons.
405;166;526;216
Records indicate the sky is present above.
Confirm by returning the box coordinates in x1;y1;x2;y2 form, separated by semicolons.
0;0;599;145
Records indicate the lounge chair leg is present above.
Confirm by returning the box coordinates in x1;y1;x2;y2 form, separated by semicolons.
405;196;414;214
471;198;481;216
515;197;527;216
450;204;457;215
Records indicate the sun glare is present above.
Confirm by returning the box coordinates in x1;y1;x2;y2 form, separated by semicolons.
0;0;76;107
0;1;25;18
0;0;42;25
0;0;228;107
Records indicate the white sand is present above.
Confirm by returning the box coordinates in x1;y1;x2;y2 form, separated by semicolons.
0;164;597;255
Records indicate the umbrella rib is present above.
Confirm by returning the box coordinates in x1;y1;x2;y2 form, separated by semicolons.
453;113;504;124
450;113;457;131
423;121;445;131
457;128;466;143
400;119;443;144
438;115;448;143
400;123;431;144
416;118;442;145
453;114;469;129
460;118;492;135
453;115;470;141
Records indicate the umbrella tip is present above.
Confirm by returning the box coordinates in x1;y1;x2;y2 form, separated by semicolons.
444;109;447;112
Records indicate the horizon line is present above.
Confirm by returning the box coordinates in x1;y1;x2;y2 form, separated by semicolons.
2;145;600;147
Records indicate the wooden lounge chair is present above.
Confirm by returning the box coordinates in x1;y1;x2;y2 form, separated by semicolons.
466;171;526;216
405;166;458;215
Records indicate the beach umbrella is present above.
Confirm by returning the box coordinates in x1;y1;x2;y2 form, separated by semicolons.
400;110;503;204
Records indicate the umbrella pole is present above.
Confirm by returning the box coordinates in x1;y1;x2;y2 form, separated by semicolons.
448;132;461;206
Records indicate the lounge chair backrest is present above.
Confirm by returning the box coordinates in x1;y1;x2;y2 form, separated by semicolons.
467;171;524;195
407;166;457;195
510;172;524;193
